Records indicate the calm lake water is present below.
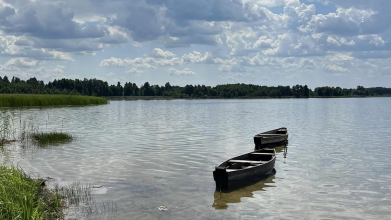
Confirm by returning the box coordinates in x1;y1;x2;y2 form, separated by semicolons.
1;98;391;219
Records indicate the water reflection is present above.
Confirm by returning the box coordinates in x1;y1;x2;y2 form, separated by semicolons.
212;169;276;210
274;143;287;153
2;99;391;219
254;143;288;157
274;144;288;158
254;142;287;151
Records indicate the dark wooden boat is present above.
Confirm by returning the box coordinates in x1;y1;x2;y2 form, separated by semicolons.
254;127;288;148
213;148;276;190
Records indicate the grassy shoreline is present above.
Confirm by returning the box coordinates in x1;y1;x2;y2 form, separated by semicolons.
0;165;63;219
106;95;391;100
0;94;107;107
0;94;389;106
107;96;298;100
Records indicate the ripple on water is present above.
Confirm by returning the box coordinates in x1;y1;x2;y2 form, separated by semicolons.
1;98;391;219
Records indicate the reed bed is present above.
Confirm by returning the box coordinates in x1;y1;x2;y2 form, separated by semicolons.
53;182;93;207
0;94;107;107
31;132;73;147
0;165;62;220
0;111;74;149
0;111;17;147
53;183;118;219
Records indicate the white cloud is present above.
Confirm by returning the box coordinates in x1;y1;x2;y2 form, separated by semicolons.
325;64;348;73
100;49;213;73
241;0;289;7
182;51;213;63
326;36;355;46
357;35;385;46
218;64;246;72
99;26;131;44
284;1;316;29
328;53;354;61
167;67;195;75
0;1;105;39
300;58;315;69
100;57;131;67
0;0;391;87
0;63;65;80
253;36;276;49
307;6;387;36
126;68;142;73
4;57;39;68
48;51;74;61
151;48;175;59
0;32;74;61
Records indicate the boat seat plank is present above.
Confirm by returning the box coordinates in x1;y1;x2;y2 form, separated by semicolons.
226;169;239;172
229;160;266;164
251;153;275;155
257;134;286;136
241;166;256;169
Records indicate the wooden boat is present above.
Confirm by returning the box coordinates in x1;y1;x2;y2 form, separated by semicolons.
254;127;288;148
213;148;276;190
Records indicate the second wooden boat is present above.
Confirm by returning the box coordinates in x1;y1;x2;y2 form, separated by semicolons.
254;127;288;148
213;148;276;190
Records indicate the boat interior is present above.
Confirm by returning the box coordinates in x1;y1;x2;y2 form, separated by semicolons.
275;128;287;134
255;127;287;137
218;149;275;171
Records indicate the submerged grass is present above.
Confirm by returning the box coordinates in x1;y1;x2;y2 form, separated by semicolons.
0;165;62;220
0;94;107;107
31;132;73;147
54;182;93;207
0;111;17;147
0;110;74;148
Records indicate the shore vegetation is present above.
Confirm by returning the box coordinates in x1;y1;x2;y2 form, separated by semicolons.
1;75;391;99
0;94;107;107
31;132;73;147
0;165;63;220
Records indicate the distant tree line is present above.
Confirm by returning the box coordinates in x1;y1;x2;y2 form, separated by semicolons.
313;86;391;97
0;75;390;98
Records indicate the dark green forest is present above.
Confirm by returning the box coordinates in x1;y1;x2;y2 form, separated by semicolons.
0;75;390;98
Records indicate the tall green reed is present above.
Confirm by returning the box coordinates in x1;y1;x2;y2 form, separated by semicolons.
0;94;107;107
0;165;61;220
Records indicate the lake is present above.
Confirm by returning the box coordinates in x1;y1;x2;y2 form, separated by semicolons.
1;98;391;219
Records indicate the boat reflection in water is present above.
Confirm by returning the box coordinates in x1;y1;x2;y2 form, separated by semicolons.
274;143;288;158
256;143;288;158
212;169;276;210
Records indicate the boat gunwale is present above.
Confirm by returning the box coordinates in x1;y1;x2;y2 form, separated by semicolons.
216;149;276;173
256;127;288;136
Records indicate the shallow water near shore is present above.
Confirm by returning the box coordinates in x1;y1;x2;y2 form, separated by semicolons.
1;98;391;219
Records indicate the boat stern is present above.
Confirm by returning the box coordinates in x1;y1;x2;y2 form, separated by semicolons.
213;167;229;190
253;135;263;148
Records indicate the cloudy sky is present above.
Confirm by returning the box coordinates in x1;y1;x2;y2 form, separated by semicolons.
0;0;390;88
